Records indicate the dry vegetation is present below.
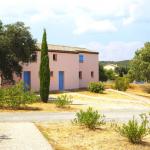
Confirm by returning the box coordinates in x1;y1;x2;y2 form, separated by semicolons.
0;102;78;112
37;122;150;150
75;90;135;100
128;84;150;99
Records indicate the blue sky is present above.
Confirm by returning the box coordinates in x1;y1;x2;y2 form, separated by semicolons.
0;0;150;61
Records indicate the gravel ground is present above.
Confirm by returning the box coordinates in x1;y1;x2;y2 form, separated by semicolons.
0;91;149;123
0;122;53;150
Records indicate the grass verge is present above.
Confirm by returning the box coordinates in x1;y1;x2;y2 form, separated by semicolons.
36;122;150;150
0;102;78;112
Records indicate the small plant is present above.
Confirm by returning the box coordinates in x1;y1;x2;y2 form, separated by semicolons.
142;84;150;94
117;114;150;144
0;81;39;109
73;107;105;129
55;94;72;108
115;77;129;91
88;82;105;93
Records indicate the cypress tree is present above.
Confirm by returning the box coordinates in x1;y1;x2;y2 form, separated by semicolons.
40;29;50;102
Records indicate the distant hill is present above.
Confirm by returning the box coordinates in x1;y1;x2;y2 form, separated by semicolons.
100;60;130;67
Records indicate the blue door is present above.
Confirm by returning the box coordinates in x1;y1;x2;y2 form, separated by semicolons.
59;71;64;90
23;71;31;90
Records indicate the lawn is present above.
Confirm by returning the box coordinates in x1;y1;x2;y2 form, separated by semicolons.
37;122;150;150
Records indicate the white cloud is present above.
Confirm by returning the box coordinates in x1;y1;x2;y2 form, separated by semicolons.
0;0;149;34
123;1;141;26
81;41;143;61
122;0;150;26
73;16;117;35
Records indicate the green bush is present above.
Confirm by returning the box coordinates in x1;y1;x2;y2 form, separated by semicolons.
115;77;129;91
142;84;150;94
88;82;105;93
55;94;72;108
73;107;105;129
0;82;39;109
118;114;150;144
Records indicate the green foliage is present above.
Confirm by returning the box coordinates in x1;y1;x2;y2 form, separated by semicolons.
73;107;105;129
55;94;72;108
0;82;39;109
142;84;150;94
115;66;129;77
40;29;50;103
0;20;37;81
128;42;150;82
118;114;150;144
115;77;129;91
99;64;108;81
105;69;116;80
88;82;105;93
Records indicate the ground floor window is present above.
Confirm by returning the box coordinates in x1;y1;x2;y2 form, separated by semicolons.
91;71;94;78
79;71;82;79
50;71;53;77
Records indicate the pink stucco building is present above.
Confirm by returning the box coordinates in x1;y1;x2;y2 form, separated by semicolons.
20;44;99;92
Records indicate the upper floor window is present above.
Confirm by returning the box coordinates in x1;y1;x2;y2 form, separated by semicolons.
79;55;84;63
31;52;37;62
91;71;94;78
53;54;57;61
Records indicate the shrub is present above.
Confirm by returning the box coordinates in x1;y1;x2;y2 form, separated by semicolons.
55;94;72;108
142;84;150;94
115;77;129;91
88;82;105;93
0;81;39;109
118;114;150;144
73;107;105;129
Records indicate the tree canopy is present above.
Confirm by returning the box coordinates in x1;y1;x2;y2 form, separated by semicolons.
0;21;37;81
99;64;108;81
128;42;150;82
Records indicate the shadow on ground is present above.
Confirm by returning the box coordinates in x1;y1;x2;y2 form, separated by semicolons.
0;135;11;142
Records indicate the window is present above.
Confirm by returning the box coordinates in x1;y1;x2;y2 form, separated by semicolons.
91;71;94;78
16;73;22;77
31;52;37;62
79;71;82;79
79;55;84;63
50;71;53;77
53;54;57;61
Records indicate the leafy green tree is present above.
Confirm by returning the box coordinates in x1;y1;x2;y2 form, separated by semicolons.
128;42;150;82
106;69;116;80
0;21;37;81
99;64;108;81
39;29;50;103
115;66;129;77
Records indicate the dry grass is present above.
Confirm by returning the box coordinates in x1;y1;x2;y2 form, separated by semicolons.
128;84;150;99
103;82;114;89
0;102;78;112
37;122;150;150
76;90;135;100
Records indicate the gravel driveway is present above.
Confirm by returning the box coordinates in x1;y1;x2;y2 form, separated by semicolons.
0;91;149;123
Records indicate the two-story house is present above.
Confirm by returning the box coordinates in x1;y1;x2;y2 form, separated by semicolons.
15;44;99;91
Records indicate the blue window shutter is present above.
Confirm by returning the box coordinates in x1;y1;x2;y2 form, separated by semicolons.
79;55;84;63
